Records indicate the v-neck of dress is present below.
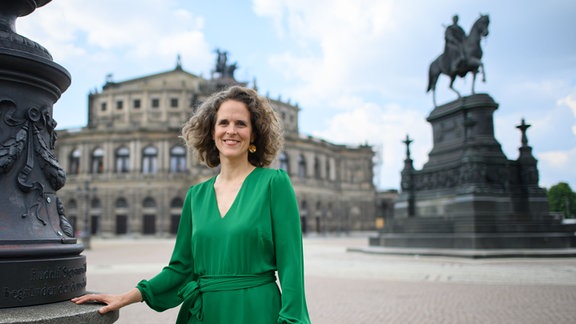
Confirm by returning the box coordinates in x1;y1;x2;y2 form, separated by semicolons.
213;167;257;219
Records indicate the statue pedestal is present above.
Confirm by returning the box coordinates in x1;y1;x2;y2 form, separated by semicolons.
371;94;576;254
0;298;118;324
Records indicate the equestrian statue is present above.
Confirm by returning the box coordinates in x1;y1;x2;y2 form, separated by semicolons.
427;14;490;106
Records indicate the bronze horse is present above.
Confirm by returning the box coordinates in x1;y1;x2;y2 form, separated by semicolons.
427;15;490;106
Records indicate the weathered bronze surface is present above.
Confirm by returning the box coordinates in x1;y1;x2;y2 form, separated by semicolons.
0;0;86;307
427;14;490;106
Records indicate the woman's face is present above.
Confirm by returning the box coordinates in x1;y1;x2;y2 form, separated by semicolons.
213;99;254;162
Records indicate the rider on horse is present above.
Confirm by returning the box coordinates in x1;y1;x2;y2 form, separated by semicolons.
427;14;490;106
444;15;466;74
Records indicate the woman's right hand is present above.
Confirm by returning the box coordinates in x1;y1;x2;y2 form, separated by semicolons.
71;288;142;314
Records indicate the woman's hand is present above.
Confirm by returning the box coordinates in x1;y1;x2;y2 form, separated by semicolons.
71;288;142;314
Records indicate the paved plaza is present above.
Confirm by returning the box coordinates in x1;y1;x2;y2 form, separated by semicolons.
82;234;576;324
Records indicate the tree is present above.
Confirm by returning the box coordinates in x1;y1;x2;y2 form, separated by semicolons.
547;182;576;219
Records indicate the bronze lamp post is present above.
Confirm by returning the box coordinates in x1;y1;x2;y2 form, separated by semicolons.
0;0;86;308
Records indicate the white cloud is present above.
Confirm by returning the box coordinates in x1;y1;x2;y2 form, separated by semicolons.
254;0;398;109
18;0;211;67
311;100;430;189
503;79;572;102
559;94;576;116
540;151;570;168
252;0;287;37
557;92;576;135
538;147;576;188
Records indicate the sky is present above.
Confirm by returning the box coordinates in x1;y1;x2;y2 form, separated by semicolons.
17;0;576;191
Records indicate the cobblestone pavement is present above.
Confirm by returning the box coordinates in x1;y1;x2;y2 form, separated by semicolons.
82;234;576;324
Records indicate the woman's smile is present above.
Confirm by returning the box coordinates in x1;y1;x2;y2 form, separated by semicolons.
213;99;253;160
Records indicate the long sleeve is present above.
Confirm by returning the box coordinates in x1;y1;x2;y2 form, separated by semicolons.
136;187;196;312
270;170;311;324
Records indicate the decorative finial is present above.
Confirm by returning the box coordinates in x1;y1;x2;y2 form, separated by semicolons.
516;118;531;147
403;134;413;159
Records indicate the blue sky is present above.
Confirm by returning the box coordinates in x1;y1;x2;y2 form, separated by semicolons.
18;0;576;191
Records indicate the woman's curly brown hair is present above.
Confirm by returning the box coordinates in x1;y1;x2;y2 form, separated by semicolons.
181;85;284;168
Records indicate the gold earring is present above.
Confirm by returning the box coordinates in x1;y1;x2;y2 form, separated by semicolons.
248;144;257;153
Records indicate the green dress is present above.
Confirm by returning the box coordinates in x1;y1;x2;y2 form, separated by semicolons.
136;168;311;324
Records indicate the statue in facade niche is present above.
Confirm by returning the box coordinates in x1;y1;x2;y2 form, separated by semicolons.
427;14;490;106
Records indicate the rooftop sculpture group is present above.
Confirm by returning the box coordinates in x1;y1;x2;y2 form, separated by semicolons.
213;48;238;79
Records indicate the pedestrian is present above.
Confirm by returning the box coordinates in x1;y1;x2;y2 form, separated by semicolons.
72;85;311;324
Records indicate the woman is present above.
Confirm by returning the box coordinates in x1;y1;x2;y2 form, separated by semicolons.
72;86;311;323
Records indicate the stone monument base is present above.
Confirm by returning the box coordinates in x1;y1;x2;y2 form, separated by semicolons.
369;228;576;250
351;244;576;258
0;298;118;324
372;93;576;256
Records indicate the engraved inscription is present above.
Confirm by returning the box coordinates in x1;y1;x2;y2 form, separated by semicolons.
0;258;87;307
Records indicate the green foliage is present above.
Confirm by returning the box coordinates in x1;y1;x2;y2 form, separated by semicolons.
547;182;576;218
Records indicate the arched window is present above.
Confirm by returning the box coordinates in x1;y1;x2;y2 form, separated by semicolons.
142;146;158;174
69;148;80;175
169;197;184;234
115;197;128;208
298;154;306;178
67;199;78;211
300;200;308;234
91;148;104;174
315;201;322;233
142;197;157;234
170;197;184;208
143;197;157;208
115;146;130;173
279;151;289;173
169;145;187;173
91;197;101;209
115;197;129;235
314;157;321;179
89;197;101;235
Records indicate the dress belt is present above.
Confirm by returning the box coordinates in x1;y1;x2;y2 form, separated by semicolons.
176;272;276;323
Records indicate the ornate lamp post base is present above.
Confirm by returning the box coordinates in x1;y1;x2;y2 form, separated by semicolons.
0;0;95;312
